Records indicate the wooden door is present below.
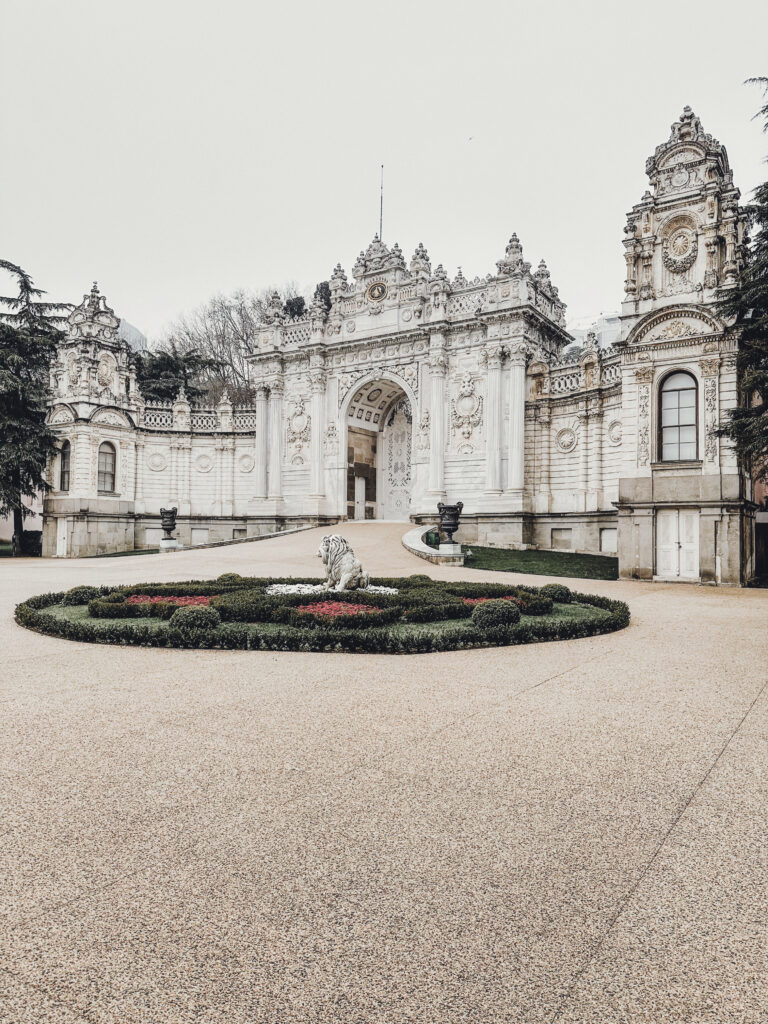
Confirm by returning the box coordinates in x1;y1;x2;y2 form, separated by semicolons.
656;510;679;578
678;509;700;580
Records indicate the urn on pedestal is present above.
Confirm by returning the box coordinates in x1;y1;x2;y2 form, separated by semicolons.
159;506;181;552
437;500;463;555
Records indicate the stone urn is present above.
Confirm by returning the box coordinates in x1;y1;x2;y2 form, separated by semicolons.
437;501;463;545
160;506;178;540
159;507;180;552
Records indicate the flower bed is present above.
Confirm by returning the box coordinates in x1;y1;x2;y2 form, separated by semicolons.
16;577;630;654
297;601;382;617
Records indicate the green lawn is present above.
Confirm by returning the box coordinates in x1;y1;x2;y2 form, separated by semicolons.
464;545;618;581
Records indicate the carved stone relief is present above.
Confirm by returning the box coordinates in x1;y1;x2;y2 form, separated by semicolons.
450;375;483;453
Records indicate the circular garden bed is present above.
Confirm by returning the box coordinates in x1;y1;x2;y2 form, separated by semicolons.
15;574;629;654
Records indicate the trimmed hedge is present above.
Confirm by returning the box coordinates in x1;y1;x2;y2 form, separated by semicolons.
472;599;521;630
539;583;573;604
61;585;101;606
15;578;630;655
171;605;221;632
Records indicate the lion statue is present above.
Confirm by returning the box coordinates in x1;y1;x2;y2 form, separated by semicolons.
317;535;370;592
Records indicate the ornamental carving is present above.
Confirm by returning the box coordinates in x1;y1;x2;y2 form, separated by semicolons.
662;228;698;274
704;377;718;463
97;356;115;389
337;363;418;407
50;407;75;424
147;451;168;472
194;453;214;473
700;358;720;377
555;427;577;453
67;282;120;342
451;375;483;451
323;422;338;458
415;410;430;452
649;319;703;342
67;354;80;386
91;410;129;427
607;420;622;446
287;397;311;464
238;454;255;473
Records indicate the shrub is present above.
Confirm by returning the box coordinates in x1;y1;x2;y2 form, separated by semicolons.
61;585;101;606
216;572;243;583
539;583;573;604
404;574;436;588
212;590;273;622
104;591;127;603
472;599;521;630
401;602;472;623
170;605;221;632
516;593;553;616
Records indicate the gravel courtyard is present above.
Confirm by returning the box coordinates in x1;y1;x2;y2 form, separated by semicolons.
1;523;766;1023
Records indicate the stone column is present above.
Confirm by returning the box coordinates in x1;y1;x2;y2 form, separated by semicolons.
267;380;284;499
254;385;268;499
578;407;589;512
536;405;551;513
134;438;145;507
506;345;527;492
309;372;326;497
484;343;504;493
588;401;603;511
428;343;447;495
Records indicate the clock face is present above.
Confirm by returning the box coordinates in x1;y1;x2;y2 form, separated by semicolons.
366;281;387;302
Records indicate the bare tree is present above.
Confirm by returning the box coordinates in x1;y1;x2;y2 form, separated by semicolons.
159;283;308;404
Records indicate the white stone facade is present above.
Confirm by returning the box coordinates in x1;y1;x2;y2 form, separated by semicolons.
43;108;757;583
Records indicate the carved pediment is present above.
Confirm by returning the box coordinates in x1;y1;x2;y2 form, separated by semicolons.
89;408;132;428
628;307;722;347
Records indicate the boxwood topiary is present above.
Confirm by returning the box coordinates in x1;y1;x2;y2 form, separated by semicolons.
472;599;521;630
170;605;221;632
61;585;101;606
104;591;127;603
539;583;573;604
216;572;243;583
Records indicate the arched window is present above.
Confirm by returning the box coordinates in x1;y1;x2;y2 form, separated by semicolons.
98;442;116;492
59;441;71;491
660;372;698;461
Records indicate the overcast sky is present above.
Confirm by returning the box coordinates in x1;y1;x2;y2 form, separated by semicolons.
2;0;766;341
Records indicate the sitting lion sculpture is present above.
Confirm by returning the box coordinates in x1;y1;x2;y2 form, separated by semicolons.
317;535;370;592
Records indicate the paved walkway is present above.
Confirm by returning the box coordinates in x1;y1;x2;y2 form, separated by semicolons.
1;524;766;1023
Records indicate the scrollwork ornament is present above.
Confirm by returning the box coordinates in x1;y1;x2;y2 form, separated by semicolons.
662;228;698;274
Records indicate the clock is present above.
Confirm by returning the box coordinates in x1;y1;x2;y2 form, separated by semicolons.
366;281;387;302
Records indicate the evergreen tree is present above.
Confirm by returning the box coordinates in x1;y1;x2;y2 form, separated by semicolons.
0;261;72;554
134;342;220;403
313;280;332;312
718;79;768;483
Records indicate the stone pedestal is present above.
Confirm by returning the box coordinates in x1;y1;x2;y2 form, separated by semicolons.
159;538;181;553
438;542;462;557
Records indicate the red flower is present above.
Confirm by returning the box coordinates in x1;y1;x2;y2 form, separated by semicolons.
297;601;381;618
126;594;216;606
461;596;521;607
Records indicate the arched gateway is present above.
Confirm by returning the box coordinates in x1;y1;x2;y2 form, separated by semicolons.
340;374;415;521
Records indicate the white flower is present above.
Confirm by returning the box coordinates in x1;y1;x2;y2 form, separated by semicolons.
265;583;398;596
